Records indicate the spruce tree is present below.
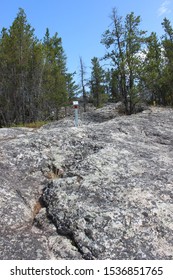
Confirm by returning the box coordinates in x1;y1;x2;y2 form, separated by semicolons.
42;28;68;120
90;57;106;107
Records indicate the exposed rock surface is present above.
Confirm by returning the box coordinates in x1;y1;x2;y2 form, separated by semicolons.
0;105;173;259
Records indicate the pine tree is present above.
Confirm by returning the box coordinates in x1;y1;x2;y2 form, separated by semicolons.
161;18;173;105
101;8;147;114
140;32;163;104
42;28;68;119
89;57;106;107
0;8;37;125
0;8;75;126
104;68;120;102
0;28;11;126
66;72;80;101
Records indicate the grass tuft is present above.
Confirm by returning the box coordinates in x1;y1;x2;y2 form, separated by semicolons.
12;121;49;129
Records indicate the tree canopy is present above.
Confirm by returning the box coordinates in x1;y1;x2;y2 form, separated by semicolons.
0;7;173;127
0;8;78;126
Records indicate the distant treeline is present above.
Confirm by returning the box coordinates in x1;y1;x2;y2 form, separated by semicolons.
1;8;173;126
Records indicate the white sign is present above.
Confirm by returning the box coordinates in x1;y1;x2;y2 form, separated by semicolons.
73;101;79;105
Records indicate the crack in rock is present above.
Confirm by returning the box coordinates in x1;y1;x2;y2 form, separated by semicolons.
1;105;173;259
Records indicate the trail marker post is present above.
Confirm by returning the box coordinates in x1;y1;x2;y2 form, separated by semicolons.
73;101;79;127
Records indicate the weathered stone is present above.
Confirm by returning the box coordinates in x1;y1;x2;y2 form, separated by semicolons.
0;105;173;259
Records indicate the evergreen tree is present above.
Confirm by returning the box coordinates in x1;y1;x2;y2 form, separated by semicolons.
140;32;163;104
161;18;173;105
0;8;37;124
42;28;68;119
66;72;80;101
104;68;120;102
101;8;147;114
0;28;11;126
0;8;72;126
89;57;106;107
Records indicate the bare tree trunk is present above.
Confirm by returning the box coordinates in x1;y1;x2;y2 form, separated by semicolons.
79;57;87;112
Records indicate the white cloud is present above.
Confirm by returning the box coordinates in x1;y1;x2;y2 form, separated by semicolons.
158;0;172;16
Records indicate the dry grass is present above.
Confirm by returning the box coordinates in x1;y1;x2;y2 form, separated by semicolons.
13;121;49;129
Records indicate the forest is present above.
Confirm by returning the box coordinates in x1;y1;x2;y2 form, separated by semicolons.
0;8;173;127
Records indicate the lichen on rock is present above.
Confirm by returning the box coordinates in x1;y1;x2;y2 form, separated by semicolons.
0;105;173;259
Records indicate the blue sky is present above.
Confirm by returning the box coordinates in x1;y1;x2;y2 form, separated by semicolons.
0;0;173;84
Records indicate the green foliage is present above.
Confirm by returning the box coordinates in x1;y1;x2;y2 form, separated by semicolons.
89;57;106;107
0;8;77;127
100;9;173;110
139;32;163;104
42;28;69;118
1;7;173;127
160;18;173;105
66;72;80;101
101;8;148;114
140;18;173;106
104;68;121;102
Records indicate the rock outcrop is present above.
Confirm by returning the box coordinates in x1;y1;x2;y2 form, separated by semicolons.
0;105;173;259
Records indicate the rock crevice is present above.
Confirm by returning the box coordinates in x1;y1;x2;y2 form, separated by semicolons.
0;106;173;259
